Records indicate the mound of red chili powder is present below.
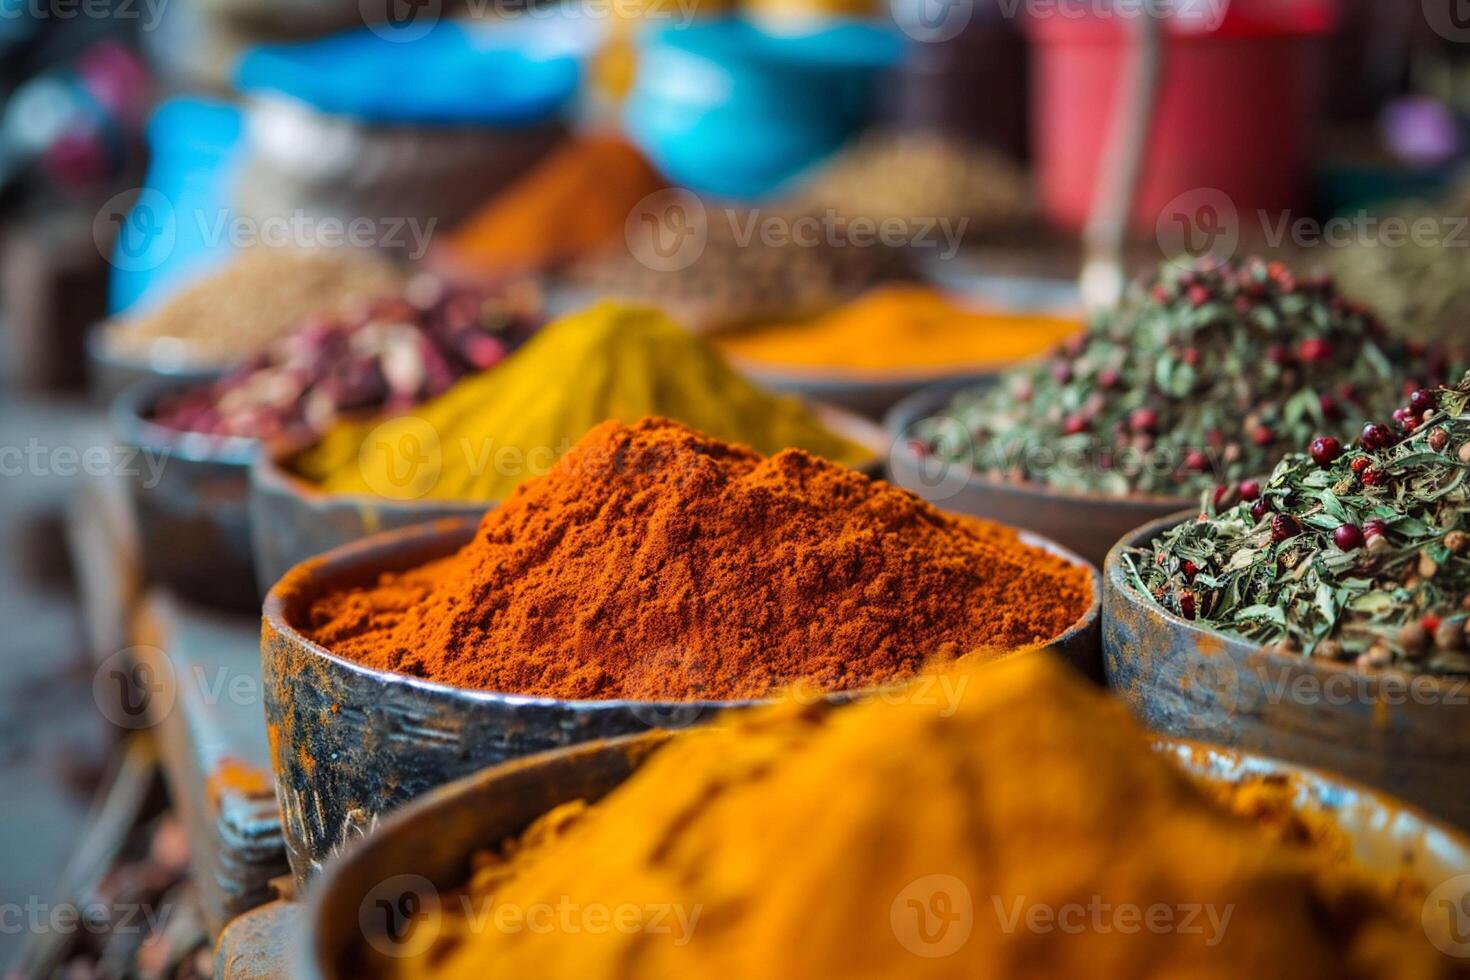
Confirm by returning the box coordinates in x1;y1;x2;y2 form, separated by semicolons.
304;418;1093;700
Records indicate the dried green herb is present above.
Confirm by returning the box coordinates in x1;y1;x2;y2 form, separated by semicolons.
912;257;1447;497
1125;374;1470;675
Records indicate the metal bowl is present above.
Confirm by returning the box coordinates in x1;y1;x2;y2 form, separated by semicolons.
299;729;1470;980
110;379;260;610
262;515;1100;884
731;357;1001;420
87;325;227;405
248;400;893;598
249;442;488;599
884;378;1193;568
1105;513;1470;832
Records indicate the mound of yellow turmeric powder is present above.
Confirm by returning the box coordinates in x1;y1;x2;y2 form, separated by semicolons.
369;654;1460;979
715;284;1081;373
292;303;869;501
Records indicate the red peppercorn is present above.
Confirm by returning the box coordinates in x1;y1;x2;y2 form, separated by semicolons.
1318;393;1341;420
1430;427;1450;452
1129;408;1159;434
1422;614;1442;634
1266;344;1293;366
1151;284;1170;303
1181;347;1200;366
1250;498;1270;522
1350;456;1371;474
1239;480;1261;501
1233;295;1251;315
1392;407;1409;426
1309;436;1342;466
1409;388;1437;414
1298;337;1333;362
1182;560;1198;582
1097;368;1121;390
1361;467;1387;486
1333;524;1364;551
1250;425;1274;446
1187;285;1210;307
1186;450;1209;472
1179;590;1197;620
1270;514;1300;542
1051;362;1074;384
1361;422;1394;451
1062;414;1089;435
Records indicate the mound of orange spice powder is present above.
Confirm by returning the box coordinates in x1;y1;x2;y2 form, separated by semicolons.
304;418;1093;700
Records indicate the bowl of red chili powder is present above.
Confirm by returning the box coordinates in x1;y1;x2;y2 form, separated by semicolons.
262;417;1098;881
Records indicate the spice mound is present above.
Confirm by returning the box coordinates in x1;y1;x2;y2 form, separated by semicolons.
911;257;1448;497
149;278;540;441
101;247;404;369
304;418;1092;699
716;284;1080;374
790;128;1034;242
1127;373;1470;676
564;205;912;333
363;654;1456;980
291;302;870;502
436;132;666;278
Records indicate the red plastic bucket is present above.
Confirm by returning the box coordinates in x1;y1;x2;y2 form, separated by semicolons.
1029;0;1336;234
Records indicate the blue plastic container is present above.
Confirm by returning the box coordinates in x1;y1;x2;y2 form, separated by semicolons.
624;18;902;198
108;97;245;315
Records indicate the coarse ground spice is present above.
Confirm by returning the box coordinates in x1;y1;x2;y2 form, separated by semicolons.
101;247;404;369
365;654;1458;980
304;418;1092;699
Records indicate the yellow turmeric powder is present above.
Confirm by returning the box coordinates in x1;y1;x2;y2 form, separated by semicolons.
292;303;870;501
369;653;1462;979
715;284;1082;373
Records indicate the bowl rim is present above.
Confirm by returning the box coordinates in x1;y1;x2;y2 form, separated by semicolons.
299;725;1470;980
883;376;1208;510
262;513;1102;712
110;377;260;466
1106;509;1470;699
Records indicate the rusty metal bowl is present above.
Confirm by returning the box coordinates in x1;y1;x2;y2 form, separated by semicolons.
110;379;260;610
262;515;1100;885
248;401;893;597
1104;513;1470;832
298;729;1470;980
884;379;1193;568
248;443;488;599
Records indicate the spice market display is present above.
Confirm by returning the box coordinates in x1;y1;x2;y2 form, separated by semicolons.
1126;373;1470;674
910;258;1451;497
290;303;871;502
715;284;1081;375
303;417;1094;699
9;5;1470;979
362;654;1459;979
